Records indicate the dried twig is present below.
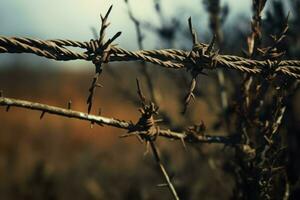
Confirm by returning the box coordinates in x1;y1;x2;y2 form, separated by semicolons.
204;0;229;112
126;1;158;105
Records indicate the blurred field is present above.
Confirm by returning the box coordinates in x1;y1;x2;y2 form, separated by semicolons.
0;63;234;200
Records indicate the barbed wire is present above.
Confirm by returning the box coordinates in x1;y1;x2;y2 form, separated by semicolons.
1;4;300;199
0;96;237;145
1;28;300;78
0;11;299;114
0;3;297;156
1;35;300;77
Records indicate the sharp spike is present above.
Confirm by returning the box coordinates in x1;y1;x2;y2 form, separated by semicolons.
104;5;113;20
40;111;46;119
207;34;216;53
68;100;72;109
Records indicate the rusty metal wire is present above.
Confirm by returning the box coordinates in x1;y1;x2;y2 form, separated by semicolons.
1;32;300;78
0;96;236;145
1;17;299;115
0;5;297;147
85;5;121;114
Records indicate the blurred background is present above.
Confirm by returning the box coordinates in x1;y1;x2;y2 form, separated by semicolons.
0;0;299;199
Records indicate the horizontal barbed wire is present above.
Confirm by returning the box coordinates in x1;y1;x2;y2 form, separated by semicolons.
0;96;237;145
0;36;300;78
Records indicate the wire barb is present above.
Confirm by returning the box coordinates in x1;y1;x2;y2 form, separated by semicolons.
40;111;46;119
136;78;146;104
182;76;197;114
149;141;180;200
86;5;122;114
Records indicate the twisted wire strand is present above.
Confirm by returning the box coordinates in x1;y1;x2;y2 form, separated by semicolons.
1;36;300;78
111;47;184;68
0;96;235;144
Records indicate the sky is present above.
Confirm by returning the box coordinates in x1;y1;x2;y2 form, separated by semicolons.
0;0;252;69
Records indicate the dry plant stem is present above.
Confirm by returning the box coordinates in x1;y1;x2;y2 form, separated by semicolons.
217;70;227;109
283;173;290;200
205;0;228;112
127;2;157;104
243;0;267;109
234;1;293;198
0;96;236;145
127;6;180;128
149;141;180;200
